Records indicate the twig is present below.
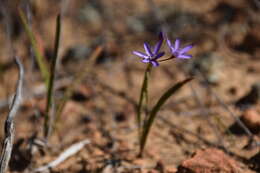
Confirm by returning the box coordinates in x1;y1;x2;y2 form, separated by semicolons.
33;139;90;172
0;57;24;173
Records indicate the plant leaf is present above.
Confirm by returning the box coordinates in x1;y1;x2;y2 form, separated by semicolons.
18;8;50;86
44;14;61;139
139;77;193;156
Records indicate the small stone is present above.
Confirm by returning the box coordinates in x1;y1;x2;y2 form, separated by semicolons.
177;148;244;173
166;166;177;173
241;108;260;133
134;158;157;170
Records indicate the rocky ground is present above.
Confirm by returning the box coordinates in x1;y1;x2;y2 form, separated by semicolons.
0;0;259;172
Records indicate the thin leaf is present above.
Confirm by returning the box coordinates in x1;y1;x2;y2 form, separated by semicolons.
139;78;193;156
44;14;61;139
18;8;49;86
136;64;151;140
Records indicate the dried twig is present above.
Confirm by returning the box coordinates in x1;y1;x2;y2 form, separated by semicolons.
0;57;24;173
33;139;90;172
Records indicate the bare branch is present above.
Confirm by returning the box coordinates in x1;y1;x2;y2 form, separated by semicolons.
33;139;90;172
0;56;24;173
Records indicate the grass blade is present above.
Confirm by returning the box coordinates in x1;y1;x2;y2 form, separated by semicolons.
44;14;62;139
18;8;49;86
139;77;193;157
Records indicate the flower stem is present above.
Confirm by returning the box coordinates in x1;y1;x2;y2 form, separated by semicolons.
136;64;152;145
158;55;175;62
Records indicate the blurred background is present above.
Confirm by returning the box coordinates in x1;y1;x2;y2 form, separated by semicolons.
0;0;260;172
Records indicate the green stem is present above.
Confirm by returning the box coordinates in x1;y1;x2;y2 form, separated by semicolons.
136;64;152;144
158;55;175;62
44;14;61;139
138;78;193;157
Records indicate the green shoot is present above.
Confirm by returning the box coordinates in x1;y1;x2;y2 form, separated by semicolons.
44;14;61;139
138;78;193;157
18;8;50;86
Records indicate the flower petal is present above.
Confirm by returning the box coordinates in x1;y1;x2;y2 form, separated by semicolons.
179;45;193;54
133;51;149;59
153;39;163;55
153;32;164;54
177;54;192;59
171;49;178;56
151;61;159;67
158;32;163;40
167;39;173;50
154;52;165;59
142;59;150;63
174;39;180;50
144;42;153;57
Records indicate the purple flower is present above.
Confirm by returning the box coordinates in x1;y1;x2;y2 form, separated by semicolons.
133;33;165;67
167;38;193;59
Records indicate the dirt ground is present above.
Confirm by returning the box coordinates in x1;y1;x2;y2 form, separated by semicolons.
0;0;260;172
